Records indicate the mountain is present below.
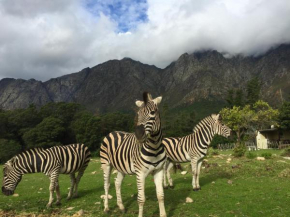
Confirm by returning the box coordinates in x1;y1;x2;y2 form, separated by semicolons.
1;44;290;113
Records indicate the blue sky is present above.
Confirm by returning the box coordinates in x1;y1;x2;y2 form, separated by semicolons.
0;0;290;81
84;0;148;32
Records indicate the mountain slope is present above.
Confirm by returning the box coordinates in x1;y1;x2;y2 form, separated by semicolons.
1;44;289;112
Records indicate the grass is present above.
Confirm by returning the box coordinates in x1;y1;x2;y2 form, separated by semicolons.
1;150;290;216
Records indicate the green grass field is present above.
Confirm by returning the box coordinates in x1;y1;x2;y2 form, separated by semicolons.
1;150;290;217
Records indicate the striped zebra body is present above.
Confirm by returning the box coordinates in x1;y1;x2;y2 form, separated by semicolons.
163;114;231;190
100;92;166;217
2;144;91;208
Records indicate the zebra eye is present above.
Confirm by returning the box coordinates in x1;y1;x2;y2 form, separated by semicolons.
150;111;155;115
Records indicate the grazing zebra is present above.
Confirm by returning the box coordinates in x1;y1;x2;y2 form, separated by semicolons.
163;114;231;190
100;92;167;217
2;144;91;208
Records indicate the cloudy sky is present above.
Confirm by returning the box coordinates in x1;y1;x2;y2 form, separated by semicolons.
0;0;290;81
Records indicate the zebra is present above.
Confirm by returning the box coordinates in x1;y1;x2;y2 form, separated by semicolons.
100;92;167;217
2;144;91;208
163;114;231;190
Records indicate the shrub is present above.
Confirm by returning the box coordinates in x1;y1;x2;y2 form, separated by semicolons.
281;148;290;157
0;139;22;163
246;152;257;159
233;143;247;157
208;147;219;156
261;152;272;159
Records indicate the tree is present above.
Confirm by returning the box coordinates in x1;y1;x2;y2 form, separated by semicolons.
235;89;244;107
23;117;65;148
278;101;290;130
0;139;22;163
252;100;279;131
247;77;261;106
220;105;254;144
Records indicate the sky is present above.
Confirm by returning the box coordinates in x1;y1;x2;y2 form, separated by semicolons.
0;0;290;81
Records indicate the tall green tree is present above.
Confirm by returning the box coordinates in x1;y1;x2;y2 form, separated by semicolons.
247;77;261;106
278;101;290;130
220;105;254;144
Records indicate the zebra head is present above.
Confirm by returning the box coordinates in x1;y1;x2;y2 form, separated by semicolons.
212;114;231;138
135;92;162;143
2;157;22;196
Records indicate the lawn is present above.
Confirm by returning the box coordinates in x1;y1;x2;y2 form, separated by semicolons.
1;149;290;217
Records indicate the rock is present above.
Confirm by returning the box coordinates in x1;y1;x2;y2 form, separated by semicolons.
77;209;84;216
12;194;19;197
181;171;187;175
39;188;43;190
67;207;74;210
257;157;265;161
212;181;215;184
282;157;290;160
95;202;101;205
227;180;233;185
91;171;97;175
186;197;193;203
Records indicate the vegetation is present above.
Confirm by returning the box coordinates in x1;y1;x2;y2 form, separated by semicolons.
0;103;135;163
1;150;290;216
278;101;290;130
221;101;279;144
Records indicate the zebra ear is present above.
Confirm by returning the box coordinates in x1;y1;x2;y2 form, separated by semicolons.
136;100;144;107
215;114;220;121
154;96;162;105
211;114;220;121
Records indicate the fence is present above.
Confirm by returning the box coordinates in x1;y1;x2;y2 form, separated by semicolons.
217;142;257;151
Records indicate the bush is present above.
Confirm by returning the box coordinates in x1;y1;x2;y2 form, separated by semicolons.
261;152;272;159
0;139;22;163
208;147;219;156
281;148;290;157
233;143;247;157
246;152;257;159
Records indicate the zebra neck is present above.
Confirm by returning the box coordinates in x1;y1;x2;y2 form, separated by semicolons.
141;129;163;153
192;125;215;148
15;150;47;174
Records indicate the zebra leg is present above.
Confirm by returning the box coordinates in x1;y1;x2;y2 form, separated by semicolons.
102;163;111;213
73;168;86;198
163;160;169;189
190;158;199;191
195;159;203;190
154;169;167;217
55;181;61;205
115;172;125;212
136;173;146;217
166;162;174;188
67;173;76;200
47;174;58;208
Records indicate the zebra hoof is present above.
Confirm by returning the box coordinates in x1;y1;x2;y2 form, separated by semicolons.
193;188;201;191
72;194;79;198
120;208;126;214
104;208;110;214
66;196;72;200
55;201;61;206
164;186;168;189
169;185;175;189
46;203;52;209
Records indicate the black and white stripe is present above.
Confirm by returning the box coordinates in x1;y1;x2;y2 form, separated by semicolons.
2;144;91;208
100;92;167;217
163;114;231;190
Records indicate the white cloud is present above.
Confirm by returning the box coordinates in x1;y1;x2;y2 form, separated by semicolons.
0;0;290;81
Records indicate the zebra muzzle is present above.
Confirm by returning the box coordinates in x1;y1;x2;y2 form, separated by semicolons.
2;186;14;196
135;124;146;141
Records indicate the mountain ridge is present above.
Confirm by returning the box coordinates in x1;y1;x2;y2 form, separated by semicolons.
1;44;290;112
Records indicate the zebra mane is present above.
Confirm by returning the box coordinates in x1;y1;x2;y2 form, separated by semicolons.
6;148;45;166
143;92;149;104
192;115;213;133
